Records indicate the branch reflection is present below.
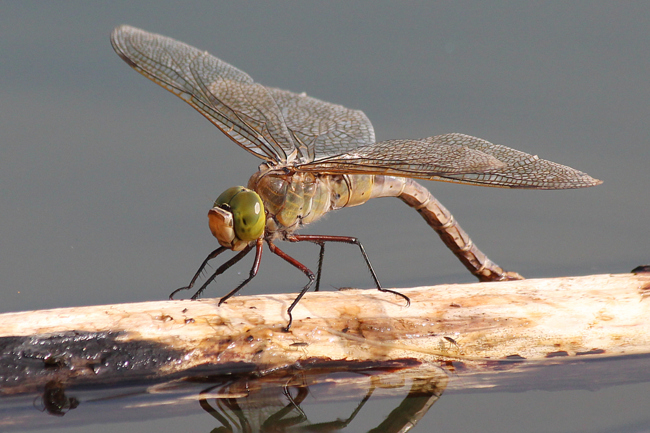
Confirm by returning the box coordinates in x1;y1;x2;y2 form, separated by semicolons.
195;364;447;432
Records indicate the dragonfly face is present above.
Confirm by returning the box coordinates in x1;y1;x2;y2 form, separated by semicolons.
209;186;265;251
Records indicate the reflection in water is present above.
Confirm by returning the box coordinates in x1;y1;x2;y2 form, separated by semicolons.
194;366;447;432
199;378;371;432
34;380;79;416
9;355;650;431
19;362;448;431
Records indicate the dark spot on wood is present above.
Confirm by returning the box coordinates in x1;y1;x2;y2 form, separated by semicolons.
576;348;606;355
484;359;517;370
181;308;188;313
184;318;195;324
290;342;309;347
245;335;254;342
443;360;467;371
297;357;421;372
505;354;526;360
43;356;66;369
545;350;569;358
157;314;173;322
449;303;461;308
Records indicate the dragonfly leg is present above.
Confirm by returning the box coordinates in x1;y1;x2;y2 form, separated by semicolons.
170;242;258;300
194;243;255;300
284;234;410;307
169;246;228;299
266;240;316;331
315;242;325;292
217;238;264;304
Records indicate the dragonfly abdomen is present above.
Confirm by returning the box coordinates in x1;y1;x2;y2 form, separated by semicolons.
370;176;523;281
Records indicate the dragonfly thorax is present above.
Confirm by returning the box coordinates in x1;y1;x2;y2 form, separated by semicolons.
208;186;265;251
247;168;379;236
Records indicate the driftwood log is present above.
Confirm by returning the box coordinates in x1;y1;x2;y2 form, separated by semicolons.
1;272;649;396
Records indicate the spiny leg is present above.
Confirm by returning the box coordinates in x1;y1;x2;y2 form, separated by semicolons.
217;238;264;304
170;242;257;300
285;234;410;306
193;243;256;300
266;240;316;331
314;242;325;291
169;246;228;299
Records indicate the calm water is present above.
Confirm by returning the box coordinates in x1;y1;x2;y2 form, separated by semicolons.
4;358;650;432
1;2;649;432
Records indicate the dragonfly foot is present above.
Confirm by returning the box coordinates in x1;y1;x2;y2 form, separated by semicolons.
169;286;190;300
378;288;411;307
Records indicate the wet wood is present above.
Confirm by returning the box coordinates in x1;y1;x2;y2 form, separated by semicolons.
1;272;649;393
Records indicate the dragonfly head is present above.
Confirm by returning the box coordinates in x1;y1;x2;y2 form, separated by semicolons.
209;186;265;251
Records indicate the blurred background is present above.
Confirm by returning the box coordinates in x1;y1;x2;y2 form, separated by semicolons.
0;2;648;432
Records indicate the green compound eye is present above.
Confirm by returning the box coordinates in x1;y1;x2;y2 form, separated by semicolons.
214;186;244;208
215;186;265;241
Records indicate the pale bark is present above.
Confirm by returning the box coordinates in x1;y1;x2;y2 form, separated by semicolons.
1;273;649;393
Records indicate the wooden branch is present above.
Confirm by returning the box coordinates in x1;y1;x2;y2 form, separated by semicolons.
1;273;649;394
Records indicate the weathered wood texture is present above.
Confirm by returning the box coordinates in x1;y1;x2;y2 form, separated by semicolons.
1;273;649;393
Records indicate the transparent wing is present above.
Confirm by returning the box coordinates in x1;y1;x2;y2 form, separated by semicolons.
297;133;602;189
111;25;295;162
111;25;376;164
266;87;375;161
112;26;601;189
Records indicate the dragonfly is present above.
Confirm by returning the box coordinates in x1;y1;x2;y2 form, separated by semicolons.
111;25;602;330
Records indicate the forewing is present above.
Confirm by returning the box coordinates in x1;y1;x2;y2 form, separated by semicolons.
110;25;295;162
297;133;602;189
266;87;376;162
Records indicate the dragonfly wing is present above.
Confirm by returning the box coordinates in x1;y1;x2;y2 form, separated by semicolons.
297;133;506;175
111;25;295;163
266;87;376;162
297;133;602;189
441;136;602;188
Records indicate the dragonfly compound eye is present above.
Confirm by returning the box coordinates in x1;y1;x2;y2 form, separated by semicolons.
214;186;246;208
212;186;265;246
229;189;265;242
